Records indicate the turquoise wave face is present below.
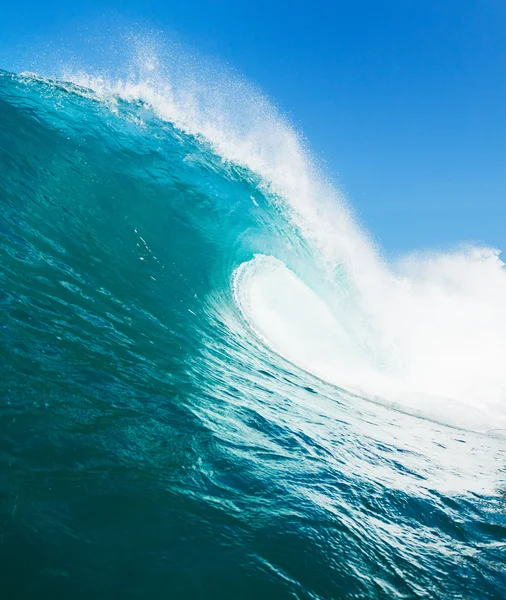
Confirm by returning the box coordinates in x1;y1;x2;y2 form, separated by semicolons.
1;70;505;600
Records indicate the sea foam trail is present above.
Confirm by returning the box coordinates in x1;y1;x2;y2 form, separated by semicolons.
49;38;506;433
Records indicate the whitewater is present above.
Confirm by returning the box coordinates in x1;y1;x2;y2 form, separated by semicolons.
0;37;505;600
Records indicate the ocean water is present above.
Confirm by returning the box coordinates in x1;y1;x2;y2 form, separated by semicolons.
0;62;505;600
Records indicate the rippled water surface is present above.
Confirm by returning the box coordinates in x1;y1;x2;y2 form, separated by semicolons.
0;70;505;599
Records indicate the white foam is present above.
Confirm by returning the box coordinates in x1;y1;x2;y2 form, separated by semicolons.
234;255;506;433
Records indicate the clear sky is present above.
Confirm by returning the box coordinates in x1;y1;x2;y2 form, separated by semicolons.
1;1;505;257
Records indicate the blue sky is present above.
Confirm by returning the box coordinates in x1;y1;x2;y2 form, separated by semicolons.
1;1;505;256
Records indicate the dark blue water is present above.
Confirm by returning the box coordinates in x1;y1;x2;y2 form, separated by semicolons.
0;70;505;599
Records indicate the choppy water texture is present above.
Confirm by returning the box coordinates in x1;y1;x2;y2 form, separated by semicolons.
0;68;505;599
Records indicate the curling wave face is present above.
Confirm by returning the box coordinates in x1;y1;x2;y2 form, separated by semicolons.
0;53;505;600
58;44;506;434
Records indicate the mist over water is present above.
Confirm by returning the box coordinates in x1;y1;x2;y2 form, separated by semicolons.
1;28;505;600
